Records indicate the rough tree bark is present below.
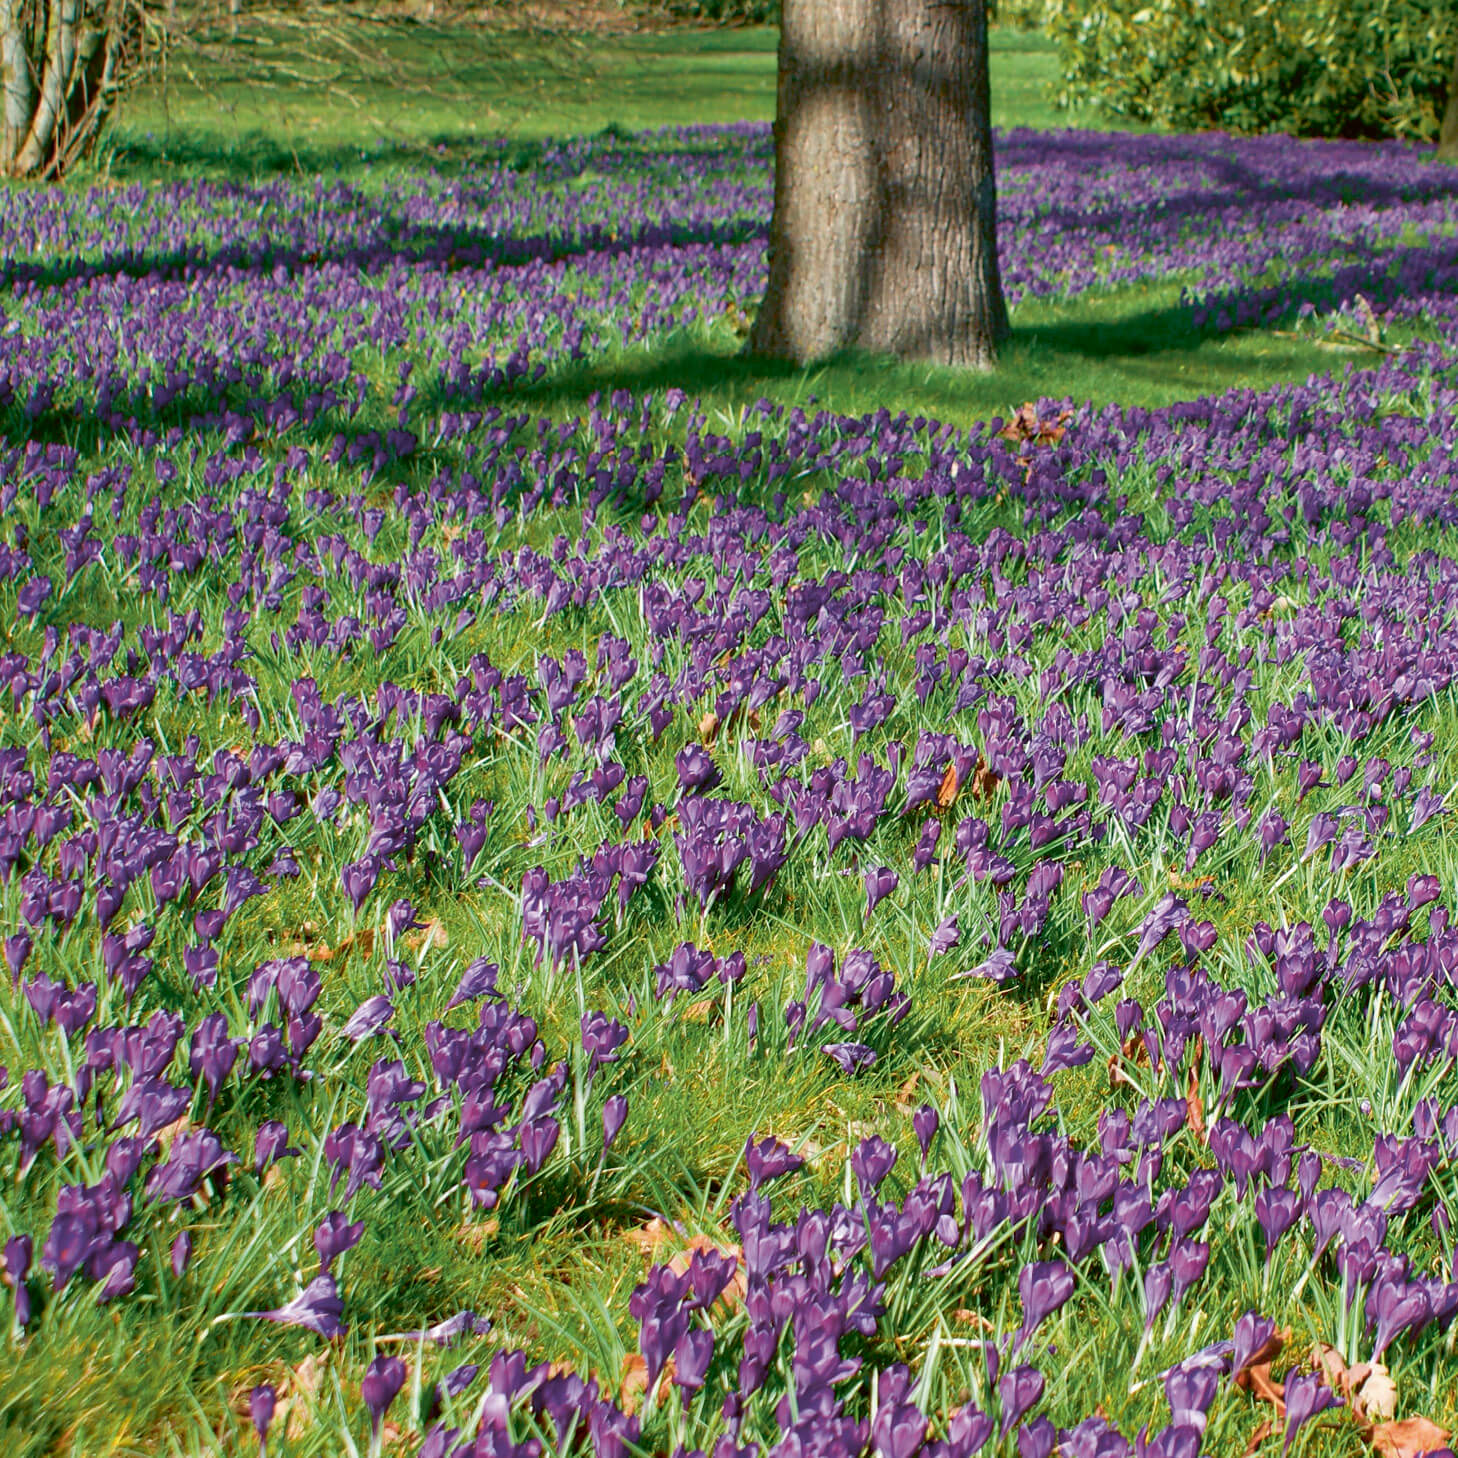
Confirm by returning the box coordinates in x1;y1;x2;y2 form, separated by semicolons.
747;0;1009;369
1440;43;1458;161
0;0;140;179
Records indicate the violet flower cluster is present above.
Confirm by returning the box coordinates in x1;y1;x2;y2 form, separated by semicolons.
4;122;1458;1455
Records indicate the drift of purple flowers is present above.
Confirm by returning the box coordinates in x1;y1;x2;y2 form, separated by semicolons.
3;121;1458;1455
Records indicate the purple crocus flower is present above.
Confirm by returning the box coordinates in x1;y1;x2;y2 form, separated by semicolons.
254;1120;301;1175
851;1135;898;1197
315;1211;365;1273
953;947;1018;983
1016;1260;1075;1349
602;1094;629;1152
247;1274;347;1339
340;995;395;1042
865;866;899;917
171;1231;193;1279
1282;1370;1339;1452
1231;1311;1276;1379
1254;1186;1302;1259
446;957;500;1011
745;1134;803;1190
913;1104;939;1163
928;916;960;958
821;1041;877;1075
673;1327;714;1399
998;1364;1045;1439
3;1235;32;1328
361;1353;407;1439
250;1384;276;1452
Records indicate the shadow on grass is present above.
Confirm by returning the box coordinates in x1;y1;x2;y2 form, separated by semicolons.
92;120;768;186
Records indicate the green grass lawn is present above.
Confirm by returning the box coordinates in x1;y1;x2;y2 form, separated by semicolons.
3;20;1454;1456
85;19;1377;432
104;22;1094;184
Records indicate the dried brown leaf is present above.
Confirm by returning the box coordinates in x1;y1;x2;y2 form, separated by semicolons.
404;919;448;954
153;1115;192;1157
1370;1417;1451;1458
699;711;720;744
969;756;1001;802
623;1217;674;1259
617;1353;648;1413
454;1217;499;1253
1244;1419;1275;1456
1234;1327;1288;1387
936;762;960;810
1313;1340;1350;1391
1240;1363;1286;1416
283;1351;329;1439
617;1352;673;1415
1185;1067;1207;1144
1357;1365;1397;1424
952;1308;995;1332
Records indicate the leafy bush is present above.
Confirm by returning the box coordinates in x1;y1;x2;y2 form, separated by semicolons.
1046;0;1458;140
644;0;777;22
991;0;1050;30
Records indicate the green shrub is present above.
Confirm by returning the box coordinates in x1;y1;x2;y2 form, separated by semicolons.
647;0;777;23
1045;0;1458;140
991;0;1050;31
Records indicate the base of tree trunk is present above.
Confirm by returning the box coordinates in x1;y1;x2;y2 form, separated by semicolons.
747;0;1010;370
1;0;139;180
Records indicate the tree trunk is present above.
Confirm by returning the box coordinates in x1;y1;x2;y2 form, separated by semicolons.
1440;42;1458;162
0;0;141;179
747;0;1010;370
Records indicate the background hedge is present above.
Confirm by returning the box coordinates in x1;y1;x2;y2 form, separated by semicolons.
1044;0;1458;140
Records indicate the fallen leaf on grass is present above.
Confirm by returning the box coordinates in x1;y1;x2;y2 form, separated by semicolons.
1314;1341;1395;1423
282;1351;329;1439
617;1352;674;1414
1108;1030;1151;1090
936;762;960;809
998;403;1072;448
1244;1418;1275;1454
404;919;448;954
1185;1067;1207;1144
287;925;375;964
970;757;1001;801
453;1217;500;1253
1235;1327;1289;1418
1240;1363;1286;1416
617;1353;647;1411
1357;1367;1398;1424
1167;871;1215;891
953;1308;995;1332
1370;1417;1451;1458
622;1218;675;1259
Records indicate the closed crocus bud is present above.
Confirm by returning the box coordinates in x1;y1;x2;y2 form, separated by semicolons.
3;1234;32;1329
361;1355;407;1447
997;1365;1045;1439
912;1104;939;1164
171;1231;193;1279
314;1212;365;1274
601;1094;629;1153
864;866;898;917
1015;1260;1074;1349
1282;1370;1339;1453
250;1384;276;1452
851;1135;898;1198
